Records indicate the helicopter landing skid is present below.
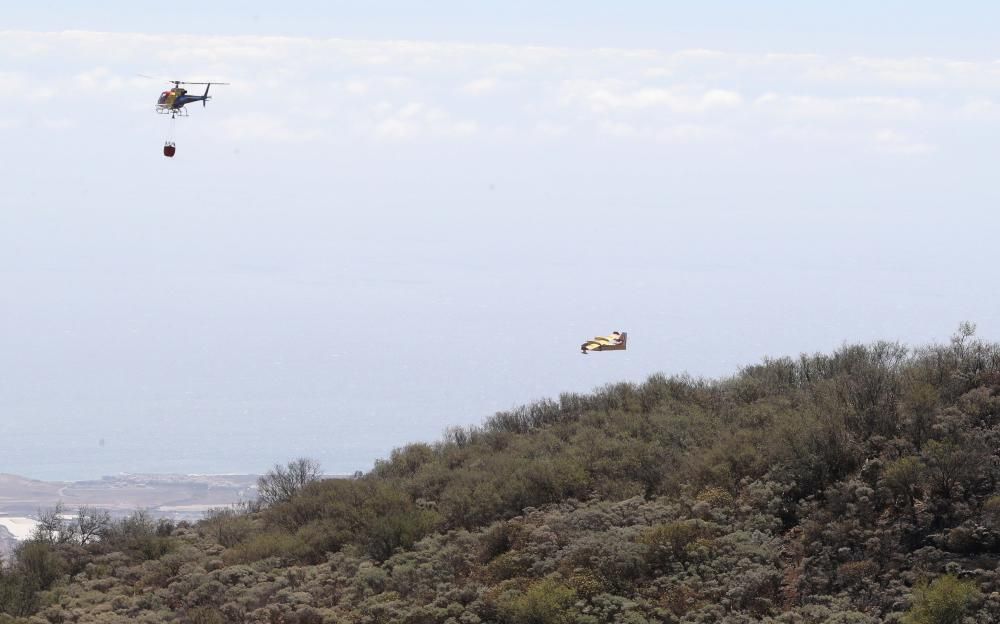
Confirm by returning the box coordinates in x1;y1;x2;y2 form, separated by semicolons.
155;107;188;118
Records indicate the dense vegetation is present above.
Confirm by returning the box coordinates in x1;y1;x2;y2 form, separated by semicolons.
3;325;1000;623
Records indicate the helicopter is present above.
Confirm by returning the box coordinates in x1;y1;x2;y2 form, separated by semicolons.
156;80;228;118
154;80;228;157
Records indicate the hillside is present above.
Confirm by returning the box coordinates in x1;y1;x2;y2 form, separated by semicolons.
0;477;65;517
2;327;1000;623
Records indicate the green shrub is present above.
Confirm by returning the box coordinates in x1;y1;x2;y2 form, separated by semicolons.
639;520;712;567
480;521;527;562
883;456;924;509
366;508;442;561
695;486;734;508
263;478;441;561
257;458;322;507
12;541;66;591
836;560;878;586
0;571;40;617
187;606;225;624
200;508;256;548
0;540;68;616
483;551;531;582
499;578;577;624
984;495;1000;526
903;574;981;624
222;531;310;565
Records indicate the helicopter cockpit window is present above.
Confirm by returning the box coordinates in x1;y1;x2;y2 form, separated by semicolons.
158;92;170;105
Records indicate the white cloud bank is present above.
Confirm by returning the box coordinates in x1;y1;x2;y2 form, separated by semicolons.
2;29;999;154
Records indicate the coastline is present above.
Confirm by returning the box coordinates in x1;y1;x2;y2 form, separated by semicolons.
0;472;260;526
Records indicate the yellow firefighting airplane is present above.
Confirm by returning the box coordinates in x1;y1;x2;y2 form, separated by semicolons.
581;331;627;354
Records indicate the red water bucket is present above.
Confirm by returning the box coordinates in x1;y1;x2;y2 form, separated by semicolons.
163;143;176;158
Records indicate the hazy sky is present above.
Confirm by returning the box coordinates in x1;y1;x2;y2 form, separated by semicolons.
2;2;999;480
